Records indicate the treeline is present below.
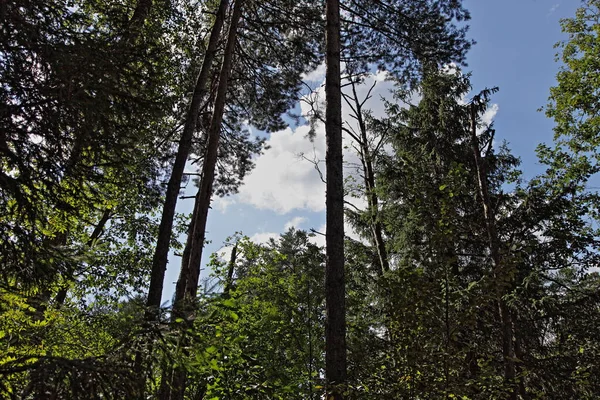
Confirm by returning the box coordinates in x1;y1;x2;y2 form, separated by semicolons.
1;0;599;399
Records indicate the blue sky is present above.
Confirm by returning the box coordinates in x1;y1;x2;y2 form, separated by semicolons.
465;0;577;174
161;0;580;303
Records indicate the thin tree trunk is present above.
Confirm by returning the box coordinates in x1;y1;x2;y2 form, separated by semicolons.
224;242;238;296
514;329;528;399
160;1;244;398
172;192;199;319
144;0;230;321
469;103;517;400
325;0;347;397
155;198;198;400
348;79;389;275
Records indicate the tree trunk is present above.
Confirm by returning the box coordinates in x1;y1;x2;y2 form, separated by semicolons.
174;0;243;319
514;328;529;399
160;1;244;398
469;103;517;399
224;242;238;296
325;0;347;398
172;192;199;319
128;0;153;35
144;0;230;322
348;79;389;275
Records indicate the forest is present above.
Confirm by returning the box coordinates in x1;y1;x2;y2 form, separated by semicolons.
1;0;600;398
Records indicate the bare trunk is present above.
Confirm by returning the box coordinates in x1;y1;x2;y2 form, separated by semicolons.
469;104;517;399
160;1;244;398
224;242;238;296
325;0;346;398
349;80;389;275
144;0;230;321
174;0;243;318
172;193;199;319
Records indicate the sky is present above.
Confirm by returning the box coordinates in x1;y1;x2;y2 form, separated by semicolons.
160;0;581;304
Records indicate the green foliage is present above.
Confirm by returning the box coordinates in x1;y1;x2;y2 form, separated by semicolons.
154;230;325;399
544;0;600;181
342;0;472;85
344;67;600;398
0;289;146;398
0;0;179;284
2;0;600;398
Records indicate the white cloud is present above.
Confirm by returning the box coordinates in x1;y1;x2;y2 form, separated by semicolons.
216;245;235;263
249;231;280;245
301;63;326;83
233;72;398;215
284;216;308;231
212;196;235;213
482;103;499;127
237;124;327;213
480;103;500;150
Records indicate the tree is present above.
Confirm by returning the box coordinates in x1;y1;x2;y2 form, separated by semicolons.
324;0;347;398
346;69;525;398
543;0;600;184
154;231;325;399
0;0;195;395
145;0;232;321
172;0;324;319
342;76;390;276
160;0;324;396
320;2;472;397
0;0;172;283
159;1;244;397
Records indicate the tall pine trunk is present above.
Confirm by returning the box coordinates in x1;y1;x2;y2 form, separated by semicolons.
173;0;243;321
160;0;244;398
469;103;517;399
325;0;347;398
144;0;230;321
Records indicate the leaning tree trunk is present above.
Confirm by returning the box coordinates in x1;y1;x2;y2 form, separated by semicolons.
325;0;347;398
160;0;244;398
172;0;243;324
469;103;517;400
144;0;230;322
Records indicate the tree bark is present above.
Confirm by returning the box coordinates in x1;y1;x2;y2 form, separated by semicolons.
174;0;243;318
172;192;198;319
325;0;347;398
144;0;230;321
469;103;517;400
160;1;244;398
